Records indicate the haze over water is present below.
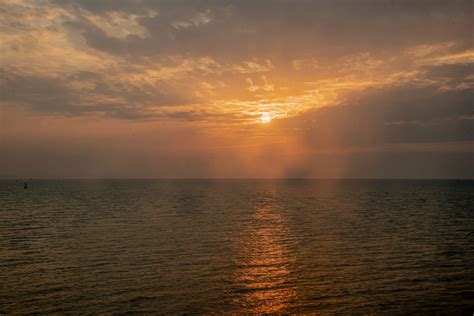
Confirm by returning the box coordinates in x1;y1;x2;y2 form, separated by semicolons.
1;179;473;314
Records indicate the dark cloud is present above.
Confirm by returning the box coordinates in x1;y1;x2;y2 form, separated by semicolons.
278;84;473;146
422;62;474;89
0;70;195;120
53;0;150;14
53;0;472;61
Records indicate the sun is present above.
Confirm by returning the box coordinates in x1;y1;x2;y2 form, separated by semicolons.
260;113;272;124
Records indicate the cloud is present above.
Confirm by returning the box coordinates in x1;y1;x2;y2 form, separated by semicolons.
1;0;473;178
2;0;472;123
0;70;194;119
277;83;473;147
43;0;471;61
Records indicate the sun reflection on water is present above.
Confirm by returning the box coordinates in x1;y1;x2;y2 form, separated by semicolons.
233;196;297;313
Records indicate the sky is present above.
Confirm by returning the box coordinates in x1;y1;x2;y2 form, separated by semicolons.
0;0;473;178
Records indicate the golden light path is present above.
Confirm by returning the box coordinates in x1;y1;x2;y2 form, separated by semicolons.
232;186;297;313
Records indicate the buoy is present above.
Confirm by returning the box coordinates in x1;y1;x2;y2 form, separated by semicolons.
24;182;28;189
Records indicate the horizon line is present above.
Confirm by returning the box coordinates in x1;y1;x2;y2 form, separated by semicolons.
1;177;473;181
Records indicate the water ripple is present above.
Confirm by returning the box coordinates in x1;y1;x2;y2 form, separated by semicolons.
1;179;473;313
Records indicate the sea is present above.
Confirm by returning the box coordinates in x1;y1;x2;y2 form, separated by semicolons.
1;179;473;314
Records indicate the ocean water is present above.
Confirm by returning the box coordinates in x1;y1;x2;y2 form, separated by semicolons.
0;179;473;314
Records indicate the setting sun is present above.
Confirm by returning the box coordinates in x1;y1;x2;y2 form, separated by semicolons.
260;113;272;124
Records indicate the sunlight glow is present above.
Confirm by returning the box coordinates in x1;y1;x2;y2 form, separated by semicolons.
260;113;272;124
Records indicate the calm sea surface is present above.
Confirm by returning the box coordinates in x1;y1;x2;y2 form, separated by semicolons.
1;180;473;314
